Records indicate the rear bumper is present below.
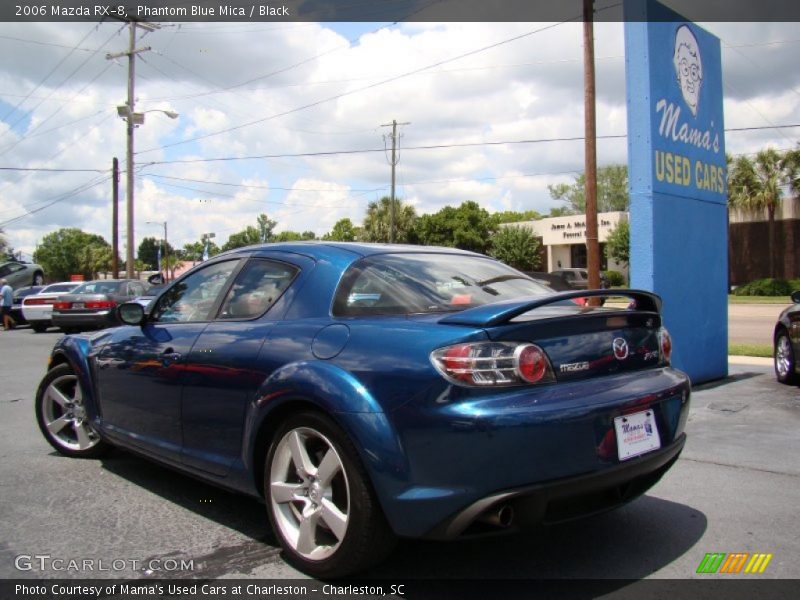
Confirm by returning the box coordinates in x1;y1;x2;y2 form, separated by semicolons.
362;367;690;538
52;310;116;329
427;433;685;539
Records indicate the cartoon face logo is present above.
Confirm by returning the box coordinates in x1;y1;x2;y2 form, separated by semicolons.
673;25;703;116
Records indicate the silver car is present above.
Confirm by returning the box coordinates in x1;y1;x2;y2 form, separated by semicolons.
0;261;45;288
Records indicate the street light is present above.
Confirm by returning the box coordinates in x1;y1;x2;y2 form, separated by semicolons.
117;106;178;279
146;221;169;283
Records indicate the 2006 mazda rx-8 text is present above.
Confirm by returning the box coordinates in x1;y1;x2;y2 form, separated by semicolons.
35;243;690;577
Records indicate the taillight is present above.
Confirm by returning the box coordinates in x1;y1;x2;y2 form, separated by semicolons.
431;342;554;387
85;300;117;309
53;301;70;310
659;327;672;365
24;297;46;305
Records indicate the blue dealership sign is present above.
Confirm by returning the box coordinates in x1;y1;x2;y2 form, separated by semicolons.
625;0;727;383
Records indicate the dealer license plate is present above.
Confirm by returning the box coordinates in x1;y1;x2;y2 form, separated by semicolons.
614;410;661;461
72;302;84;309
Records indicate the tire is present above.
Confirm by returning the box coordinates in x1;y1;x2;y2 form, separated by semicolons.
774;329;798;385
35;364;110;458
265;411;396;578
33;272;44;286
31;323;48;333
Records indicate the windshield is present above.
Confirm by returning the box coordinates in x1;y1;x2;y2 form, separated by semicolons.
42;283;79;293
333;253;555;316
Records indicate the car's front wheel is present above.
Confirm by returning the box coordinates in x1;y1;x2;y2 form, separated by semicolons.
774;329;798;385
265;411;395;577
35;364;109;458
33;272;44;286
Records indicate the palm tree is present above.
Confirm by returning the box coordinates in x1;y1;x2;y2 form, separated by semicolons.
728;148;787;278
361;197;417;243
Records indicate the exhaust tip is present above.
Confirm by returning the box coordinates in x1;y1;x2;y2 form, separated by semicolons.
477;503;514;528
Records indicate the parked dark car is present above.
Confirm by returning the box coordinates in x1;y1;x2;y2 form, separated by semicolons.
774;290;800;384
131;284;165;308
523;271;573;292
0;260;45;287
550;268;590;289
35;243;690;577
10;285;44;325
51;279;147;332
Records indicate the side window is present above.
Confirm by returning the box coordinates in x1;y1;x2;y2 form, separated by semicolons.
130;282;144;296
217;259;298;320
152;260;240;323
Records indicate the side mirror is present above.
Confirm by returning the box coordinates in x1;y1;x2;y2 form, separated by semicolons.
791;291;800;304
118;302;146;326
148;273;164;285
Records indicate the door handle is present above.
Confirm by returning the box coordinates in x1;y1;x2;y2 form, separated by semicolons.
160;349;182;364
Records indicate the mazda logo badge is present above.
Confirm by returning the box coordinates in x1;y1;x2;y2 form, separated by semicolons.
613;338;629;360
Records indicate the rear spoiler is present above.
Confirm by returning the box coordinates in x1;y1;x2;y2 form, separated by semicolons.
439;289;662;327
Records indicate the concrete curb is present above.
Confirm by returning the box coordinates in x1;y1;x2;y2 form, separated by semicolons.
728;355;773;366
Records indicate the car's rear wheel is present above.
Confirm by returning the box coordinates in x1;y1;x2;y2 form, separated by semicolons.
775;329;798;385
31;323;48;333
33;272;44;286
35;364;109;458
265;411;395;577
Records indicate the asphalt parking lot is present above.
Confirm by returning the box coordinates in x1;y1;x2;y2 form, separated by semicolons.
0;326;798;584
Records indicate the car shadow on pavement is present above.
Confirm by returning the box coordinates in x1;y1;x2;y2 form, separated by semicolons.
99;451;706;582
692;371;763;391
364;495;706;580
99;451;274;542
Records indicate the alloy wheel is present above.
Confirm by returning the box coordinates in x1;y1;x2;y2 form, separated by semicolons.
42;374;102;452
775;334;792;380
269;427;350;561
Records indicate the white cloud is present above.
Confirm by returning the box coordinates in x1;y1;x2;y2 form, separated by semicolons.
0;20;798;261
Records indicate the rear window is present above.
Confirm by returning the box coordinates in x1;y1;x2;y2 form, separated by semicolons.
333;254;555;316
72;281;122;294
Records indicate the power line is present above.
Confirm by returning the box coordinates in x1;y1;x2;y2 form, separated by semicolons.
0;167;106;172
144;173;386;193
137;20;577;156
0;24;101;140
0;174;111;228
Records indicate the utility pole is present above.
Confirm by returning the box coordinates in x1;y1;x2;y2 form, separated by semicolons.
106;19;157;278
381;119;410;243
583;0;601;293
112;157;119;278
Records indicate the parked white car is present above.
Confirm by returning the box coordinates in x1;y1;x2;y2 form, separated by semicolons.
22;282;81;333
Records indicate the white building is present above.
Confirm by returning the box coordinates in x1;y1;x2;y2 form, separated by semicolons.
504;211;629;275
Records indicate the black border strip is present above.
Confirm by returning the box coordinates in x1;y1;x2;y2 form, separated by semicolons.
3;0;800;23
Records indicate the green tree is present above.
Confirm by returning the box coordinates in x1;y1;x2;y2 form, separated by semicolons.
728;149;790;278
323;218;359;242
273;231;302;242
257;213;277;243
605;219;630;269
494;209;542;224
414;201;497;253
80;244;113;280
362;196;417;243
221;226;262;251
182;240;220;262
137;236;175;270
490;226;541;271
548;165;629;215
0;227;9;257
548;206;573;217
33;228;110;281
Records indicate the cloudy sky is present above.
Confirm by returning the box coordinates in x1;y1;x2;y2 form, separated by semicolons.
1;13;799;260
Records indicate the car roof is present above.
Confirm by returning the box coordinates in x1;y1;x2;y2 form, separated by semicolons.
223;242;487;261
